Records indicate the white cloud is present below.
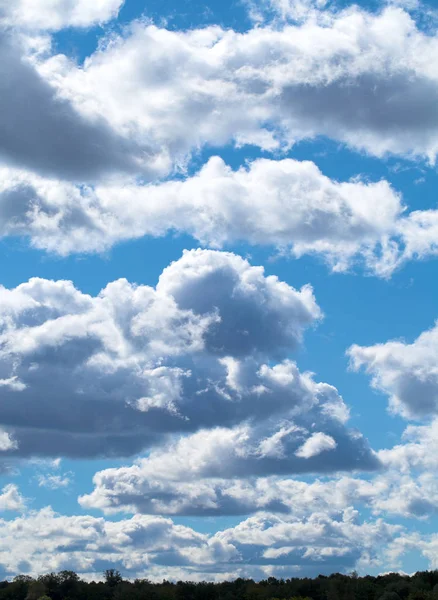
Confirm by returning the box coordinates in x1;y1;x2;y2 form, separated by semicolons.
0;0;436;582
80;450;438;522
0;506;407;579
38;6;438;166
1;156;435;277
214;510;401;574
0;377;27;392
390;530;438;572
79;387;378;516
379;419;438;472
349;321;438;419
0;0;124;31
295;432;337;458
75;357;376;478
80;410;438;522
0;5;437;278
37;473;72;490
32;457;73;489
370;471;438;519
0;509;237;579
0;31;150;182
0;430;17;452
79;469;374;517
0;249;329;459
0;485;25;512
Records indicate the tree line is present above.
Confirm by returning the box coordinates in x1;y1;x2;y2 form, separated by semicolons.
2;569;438;600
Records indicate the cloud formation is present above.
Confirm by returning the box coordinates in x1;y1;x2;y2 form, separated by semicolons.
0;506;406;580
0;30;156;182
0;509;236;579
0;247;379;488
80;466;378;518
0;0;123;30
0;485;25;512
0;0;436;582
0;5;437;277
349;321;438;418
39;6;438;165
0;248;353;460
80;438;438;520
2;156;438;276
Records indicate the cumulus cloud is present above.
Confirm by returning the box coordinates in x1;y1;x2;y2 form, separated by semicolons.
215;510;401;574
0;506;407;579
0;247;379;483
0;1;437;187
295;432;337;458
0;30;156;182
37;6;438;165
370;472;438;519
0;0;436;582
349;321;438;419
0;509;237;579
2;156;436;276
130;410;375;480
0;5;437;277
0;0;124;31
80;413;438;522
0;157;398;259
0;249;332;459
79;364;379;516
0;430;17;452
379;420;438;472
80;450;438;522
0;485;25;512
391;530;438;572
80;466;377;517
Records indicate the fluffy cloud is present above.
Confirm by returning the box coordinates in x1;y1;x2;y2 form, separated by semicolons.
216;510;400;571
370;472;438;519
79;467;376;517
1;0;437;580
0;5;438;277
0;430;17;451
78;411;377;507
348;332;438;519
81;411;438;521
349;321;438;419
0;485;25;512
1;1;437;186
2;156;436;276
0;506;406;579
0;0;124;30
0;247;379;481
379;420;438;472
0;30;155;182
0;509;237;579
390;530;438;572
0;248;336;459
81;453;438;523
116;406;376;481
295;432;337;458
39;6;438;166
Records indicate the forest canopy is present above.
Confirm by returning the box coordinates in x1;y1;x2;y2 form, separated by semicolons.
2;569;438;600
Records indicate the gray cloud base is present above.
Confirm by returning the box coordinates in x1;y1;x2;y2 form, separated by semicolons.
0;33;151;181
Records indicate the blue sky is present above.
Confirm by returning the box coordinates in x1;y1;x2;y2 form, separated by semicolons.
0;0;438;581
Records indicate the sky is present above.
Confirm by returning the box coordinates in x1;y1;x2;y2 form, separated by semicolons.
1;0;438;583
